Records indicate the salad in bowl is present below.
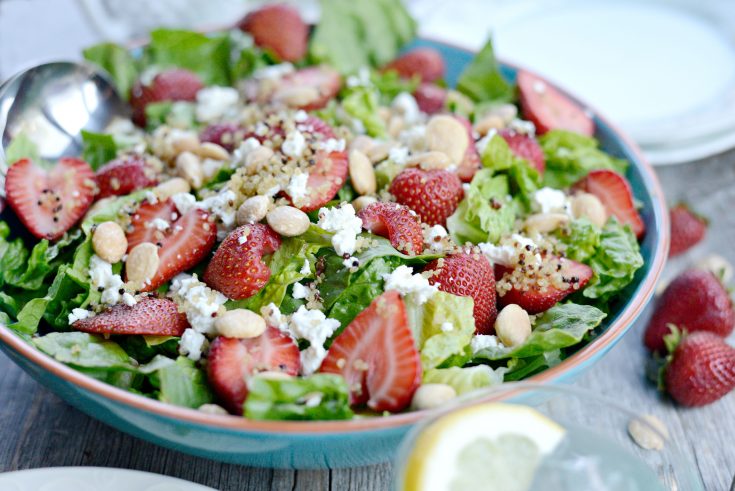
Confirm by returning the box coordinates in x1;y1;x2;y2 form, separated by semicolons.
0;1;649;425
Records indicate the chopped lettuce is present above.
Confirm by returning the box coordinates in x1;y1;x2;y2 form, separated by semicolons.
81;130;117;170
83;42;140;98
480;133;540;207
33;332;133;369
370;70;419;101
81;189;148;234
456;38;514;104
405;291;475;370
341;86;387;138
582;219;644;301
539;130;629;188
244;373;353;420
310;0;416;73
155;356;213;408
354;235;443;265
557;218;601;263
473;303;606;361
504;351;563;382
424;365;506;395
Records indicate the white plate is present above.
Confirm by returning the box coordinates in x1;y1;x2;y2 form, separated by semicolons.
0;467;216;491
410;0;735;164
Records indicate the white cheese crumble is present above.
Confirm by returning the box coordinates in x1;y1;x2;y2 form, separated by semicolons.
282;130;306;158
232;137;261;164
68;308;93;324
171;192;197;215
475;129;498;155
179;328;207;362
294;110;308;122
383;265;438;305
478;242;516;267
342;256;360;271
292;282;310;300
424;224;448;252
508;119;536;136
147;218;170;231
261;303;288;331
198;189;237;239
168;273;227;335
195;86;239;123
253;62;294;80
288;306;341;376
89;255;126;306
286;171;309;202
316;138;346;153
399;125;427;151
300;259;311;275
122;292;137;307
389;146;410;166
317;203;363;256
471;334;504;354
392;92;421;124
534;187;571;215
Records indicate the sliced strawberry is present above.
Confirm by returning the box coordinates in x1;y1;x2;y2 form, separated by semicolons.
270;67;342;111
126;198;216;291
357;202;424;255
383;48;445;83
517;70;594;136
389;168;463;226
496;257;593;314
237;4;308;62
424;252;497;334
199;123;247;152
5;158;95;240
413;83;447;115
208;327;300;414
73;297;188;336
669;204;707;257
320;291;421;412
126;199;179;251
664;331;735;407
499;129;545;174
95;155;158;199
572;169;645;239
129;69;204;127
453;115;482;182
204;224;282;299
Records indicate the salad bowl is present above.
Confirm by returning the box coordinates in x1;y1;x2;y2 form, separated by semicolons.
0;37;668;469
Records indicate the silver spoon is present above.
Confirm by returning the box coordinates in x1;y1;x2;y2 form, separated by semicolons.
0;61;129;167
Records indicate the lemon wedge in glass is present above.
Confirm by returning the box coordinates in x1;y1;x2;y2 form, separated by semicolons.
400;403;565;491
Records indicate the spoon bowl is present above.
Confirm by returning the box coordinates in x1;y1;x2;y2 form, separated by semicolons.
0;61;128;166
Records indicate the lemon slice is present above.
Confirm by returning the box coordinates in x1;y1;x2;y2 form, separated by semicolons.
400;403;565;491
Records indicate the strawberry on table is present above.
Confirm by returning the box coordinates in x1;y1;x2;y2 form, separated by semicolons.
95;155;158;199
208;327;301;414
129;68;203;127
357;202;424;255
383;48;445;83
204;224;282;300
320;290;421;412
644;269;734;353
413;83;447;115
499;129;545;174
496;257;593;314
5;157;95;240
424;252;497;334
73;297;188;336
237;4;308;62
669;203;707;257
389;168;463;226
517;70;594;136
663;330;735;407
126;198;216;291
572;169;645;239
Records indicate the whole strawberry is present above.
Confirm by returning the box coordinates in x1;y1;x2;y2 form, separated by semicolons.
238;4;308;62
129;69;203;127
644;269;734;353
664;330;735;407
669;204;707;257
389;168;463;226
423;252;497;334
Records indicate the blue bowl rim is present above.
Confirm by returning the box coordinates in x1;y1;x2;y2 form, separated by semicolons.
0;36;669;435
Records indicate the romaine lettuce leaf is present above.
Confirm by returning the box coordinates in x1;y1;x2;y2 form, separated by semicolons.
4;133;41;165
354;234;443;266
456;38;514;104
480;133;540;207
473;303;606;361
539;130;629;188
341;87;387;138
81;130;117;170
503;350;562;381
424;365;506;395
405;291;476;370
83;42;140;98
155;356;213;408
33;332;133;369
244;373;353;420
582;218;644;301
556;218;601;263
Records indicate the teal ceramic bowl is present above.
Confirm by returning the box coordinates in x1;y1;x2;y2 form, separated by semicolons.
0;38;669;469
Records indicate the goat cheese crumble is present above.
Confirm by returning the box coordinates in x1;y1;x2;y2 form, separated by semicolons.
195;86;239;122
168;273;227;335
317;203;363;256
383;265;438;304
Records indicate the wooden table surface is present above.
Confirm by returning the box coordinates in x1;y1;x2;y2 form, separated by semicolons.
1;1;735;489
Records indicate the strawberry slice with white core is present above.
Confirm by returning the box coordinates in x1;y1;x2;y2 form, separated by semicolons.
5;157;95;240
271;66;342;111
320;290;421;412
208;327;301;414
73;297;188;336
517;70;594;136
572;169;645;239
126;198;217;291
